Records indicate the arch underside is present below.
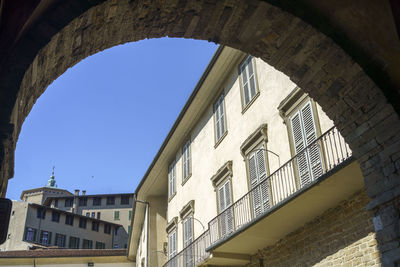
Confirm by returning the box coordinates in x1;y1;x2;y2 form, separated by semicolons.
0;0;399;263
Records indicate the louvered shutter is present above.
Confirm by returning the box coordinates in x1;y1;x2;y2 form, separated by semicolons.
218;186;227;237
241;62;250;105
215;102;221;140
248;58;256;98
224;181;234;234
169;163;175;197
256;148;270;210
291;111;311;186
301;103;323;179
249;154;262;217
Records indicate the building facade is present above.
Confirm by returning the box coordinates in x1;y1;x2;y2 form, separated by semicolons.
0;201;121;251
2;173;134;251
128;46;379;266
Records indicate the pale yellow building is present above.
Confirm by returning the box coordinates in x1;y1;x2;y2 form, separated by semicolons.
128;46;378;266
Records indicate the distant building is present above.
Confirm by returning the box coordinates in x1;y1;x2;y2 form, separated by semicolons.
1;171;134;251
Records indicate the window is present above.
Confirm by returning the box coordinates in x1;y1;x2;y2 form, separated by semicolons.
168;161;176;198
86;212;90;217
92;221;99;232
25;227;37;242
129;210;133;220
114;210;120;220
217;180;234;237
115;227;119;236
51;211;60;222
214;93;227;143
106;196;115;205
247;144;270;217
91;212;95;218
183;216;194;267
69;236;80;249
239;55;258;108
65;198;73;207
95;241;105;249
121;195;130;205
114;244;119;249
93;197;101;206
182;140;191;182
82;239;93;249
240;124;270;217
65;214;74;226
54;199;58;208
168;230;177;260
289;101;323;186
104;224;111;234
40;231;51;245
79;218;87;229
55;233;66;247
36;207;45;219
128;226;131;235
78;197;87;206
97;212;101;219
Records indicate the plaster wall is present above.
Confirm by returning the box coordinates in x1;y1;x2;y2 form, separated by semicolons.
166;51;336;255
0;202;29;251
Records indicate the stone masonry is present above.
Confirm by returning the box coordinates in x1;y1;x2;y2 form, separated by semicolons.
246;190;379;267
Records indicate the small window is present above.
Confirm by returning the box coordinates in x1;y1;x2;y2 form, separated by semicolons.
106;196;115;205
114;244;119;249
40;231;51;245
79;218;87;229
55;233;66;247
129;210;133;220
97;212;101;219
239;55;258;108
65;198;73;207
168;229;177;260
95;241;105;249
92;221;99;232
104;224;111;234
120;195;130;205
54;199;58;208
69;236;80;249
86;212;90;217
115;227;119;236
51;211;60;222
114;210;120;220
78;197;87;207
91;212;95;218
182;140;191;182
36;207;45;219
82;239;93;249
93;197;101;206
25;227;37;242
168;161;176;198
65;214;74;226
214;93;227;143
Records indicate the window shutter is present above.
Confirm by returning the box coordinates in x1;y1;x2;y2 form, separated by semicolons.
300;102;323;179
224;181;233;234
256;148;270;210
248;58;256;98
169;163;175;197
249;153;262;216
291;111;311;186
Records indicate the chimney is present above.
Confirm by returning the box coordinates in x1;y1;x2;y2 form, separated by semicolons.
82;190;86;195
74;189;80;196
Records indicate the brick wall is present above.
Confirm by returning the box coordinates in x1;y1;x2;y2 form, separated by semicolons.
246;190;380;266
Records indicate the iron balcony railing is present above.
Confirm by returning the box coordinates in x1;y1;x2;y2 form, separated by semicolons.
163;230;210;267
208;126;352;245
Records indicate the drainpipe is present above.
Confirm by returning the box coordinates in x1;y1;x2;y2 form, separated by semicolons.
134;198;149;267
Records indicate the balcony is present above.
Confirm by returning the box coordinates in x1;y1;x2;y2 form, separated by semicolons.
165;127;363;266
205;126;363;265
164;230;210;267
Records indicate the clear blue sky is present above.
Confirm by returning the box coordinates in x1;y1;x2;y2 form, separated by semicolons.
6;38;218;200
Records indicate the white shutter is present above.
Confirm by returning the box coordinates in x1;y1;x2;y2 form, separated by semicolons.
168;163;175;197
256;148;270;210
218;180;233;237
291;101;323;187
224;181;234;234
240;56;257;106
301;103;323;179
169;231;176;259
249;153;262;217
183;141;191;180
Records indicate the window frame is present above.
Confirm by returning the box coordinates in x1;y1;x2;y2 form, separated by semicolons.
55;233;66;247
64;198;73;207
69;236;80;249
120;195;130;205
238;55;260;113
182;140;192;184
65;214;74;226
82;239;93;249
40;230;51;246
25;227;37;242
213;92;228;146
114;210;120;220
106;196;115;205
78;197;87;207
79;217;87;229
51;211;60;223
93;197;102;206
168;160;176;200
91;221;100;232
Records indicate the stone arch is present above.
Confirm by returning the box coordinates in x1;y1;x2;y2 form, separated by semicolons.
1;0;399;263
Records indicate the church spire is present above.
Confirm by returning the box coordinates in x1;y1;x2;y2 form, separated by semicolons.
47;166;57;188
